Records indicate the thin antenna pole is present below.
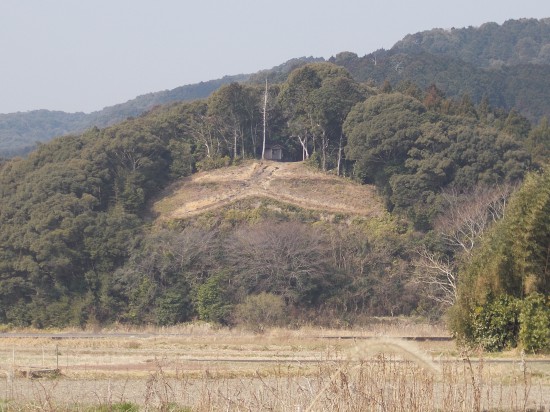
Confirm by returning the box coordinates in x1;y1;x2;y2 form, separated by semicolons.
262;78;268;160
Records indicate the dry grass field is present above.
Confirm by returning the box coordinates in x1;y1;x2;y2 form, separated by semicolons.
0;321;549;411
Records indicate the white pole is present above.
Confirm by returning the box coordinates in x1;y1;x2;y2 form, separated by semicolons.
262;78;268;160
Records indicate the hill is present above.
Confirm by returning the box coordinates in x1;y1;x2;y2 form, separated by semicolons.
0;55;543;329
330;18;550;122
392;18;550;68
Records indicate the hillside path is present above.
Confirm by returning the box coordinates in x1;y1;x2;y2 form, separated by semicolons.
153;161;383;221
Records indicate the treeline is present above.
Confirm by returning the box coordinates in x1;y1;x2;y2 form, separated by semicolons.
393;18;550;68
328;19;550;123
0;74;249;158
331;51;550;123
3;18;550;158
0;62;547;332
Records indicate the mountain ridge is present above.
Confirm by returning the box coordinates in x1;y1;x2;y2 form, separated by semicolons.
2;18;550;157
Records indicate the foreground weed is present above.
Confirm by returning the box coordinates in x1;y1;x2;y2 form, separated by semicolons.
92;402;139;412
143;359;187;411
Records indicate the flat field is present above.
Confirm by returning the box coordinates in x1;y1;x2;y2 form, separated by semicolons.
0;322;548;411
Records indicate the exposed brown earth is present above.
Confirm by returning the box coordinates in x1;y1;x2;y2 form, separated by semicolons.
152;160;384;221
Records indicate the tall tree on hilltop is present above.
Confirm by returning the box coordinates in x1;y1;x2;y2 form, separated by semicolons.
278;63;358;164
310;76;363;173
208;83;261;160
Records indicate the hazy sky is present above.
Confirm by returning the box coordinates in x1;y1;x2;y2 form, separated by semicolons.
1;1;549;114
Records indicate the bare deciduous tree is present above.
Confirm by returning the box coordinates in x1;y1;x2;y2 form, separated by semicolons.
227;221;332;304
413;183;514;306
262;79;268;160
437;184;513;256
413;245;457;306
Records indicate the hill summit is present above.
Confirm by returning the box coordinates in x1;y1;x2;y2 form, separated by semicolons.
153;160;384;222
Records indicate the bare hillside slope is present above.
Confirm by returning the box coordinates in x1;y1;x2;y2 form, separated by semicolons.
153;161;384;221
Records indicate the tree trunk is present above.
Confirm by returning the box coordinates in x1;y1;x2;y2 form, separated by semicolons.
321;130;327;171
298;135;309;161
233;129;238;159
337;131;343;176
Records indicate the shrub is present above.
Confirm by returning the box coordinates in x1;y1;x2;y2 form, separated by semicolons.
470;295;521;351
154;287;193;326
519;293;550;353
196;272;232;325
232;292;287;332
196;155;231;171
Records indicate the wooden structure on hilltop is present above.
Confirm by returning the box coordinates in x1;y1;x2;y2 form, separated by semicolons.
264;144;283;161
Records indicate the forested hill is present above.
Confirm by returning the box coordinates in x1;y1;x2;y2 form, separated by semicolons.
0;74;249;157
1;58;547;328
392;18;550;67
330;18;550;123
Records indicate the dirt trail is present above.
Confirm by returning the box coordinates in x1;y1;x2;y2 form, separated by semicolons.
153;161;383;221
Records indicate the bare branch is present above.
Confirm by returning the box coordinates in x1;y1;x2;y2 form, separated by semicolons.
412;245;457;306
437;184;514;256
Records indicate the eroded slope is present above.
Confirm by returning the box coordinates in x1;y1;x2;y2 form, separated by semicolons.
153;161;384;221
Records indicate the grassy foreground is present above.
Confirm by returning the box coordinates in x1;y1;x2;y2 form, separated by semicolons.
0;322;548;411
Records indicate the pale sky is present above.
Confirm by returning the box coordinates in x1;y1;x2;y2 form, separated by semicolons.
1;0;549;114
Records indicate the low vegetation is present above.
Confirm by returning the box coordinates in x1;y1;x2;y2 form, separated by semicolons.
0;325;547;411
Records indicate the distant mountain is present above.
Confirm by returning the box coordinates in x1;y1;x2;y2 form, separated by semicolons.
2;18;550;157
0;74;248;157
330;18;550;122
392;18;550;68
330;50;550;122
0;110;88;157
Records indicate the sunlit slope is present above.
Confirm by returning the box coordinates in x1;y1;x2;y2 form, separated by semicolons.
153;161;385;221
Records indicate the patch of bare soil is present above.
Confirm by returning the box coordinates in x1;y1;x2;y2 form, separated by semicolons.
153;161;384;221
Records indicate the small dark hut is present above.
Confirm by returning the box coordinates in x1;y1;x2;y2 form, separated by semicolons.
264;144;283;161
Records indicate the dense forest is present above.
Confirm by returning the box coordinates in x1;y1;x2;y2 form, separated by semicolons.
2;18;550;157
330;17;550;123
0;18;549;351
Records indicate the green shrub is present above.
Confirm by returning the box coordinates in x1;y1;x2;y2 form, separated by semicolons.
196;155;231;171
154;287;193;326
196;272;232;325
471;295;521;351
519;293;550;353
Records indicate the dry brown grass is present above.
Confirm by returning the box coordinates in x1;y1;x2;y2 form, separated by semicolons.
152;160;385;221
0;324;548;410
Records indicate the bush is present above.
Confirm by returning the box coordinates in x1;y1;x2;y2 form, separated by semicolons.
458;293;550;353
154;287;193;326
232;293;287;332
196;272;232;325
519;293;550;353
470;295;521;351
196;155;231;171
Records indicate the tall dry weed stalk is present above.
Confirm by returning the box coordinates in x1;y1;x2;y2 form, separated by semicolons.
143;359;176;411
306;339;440;412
